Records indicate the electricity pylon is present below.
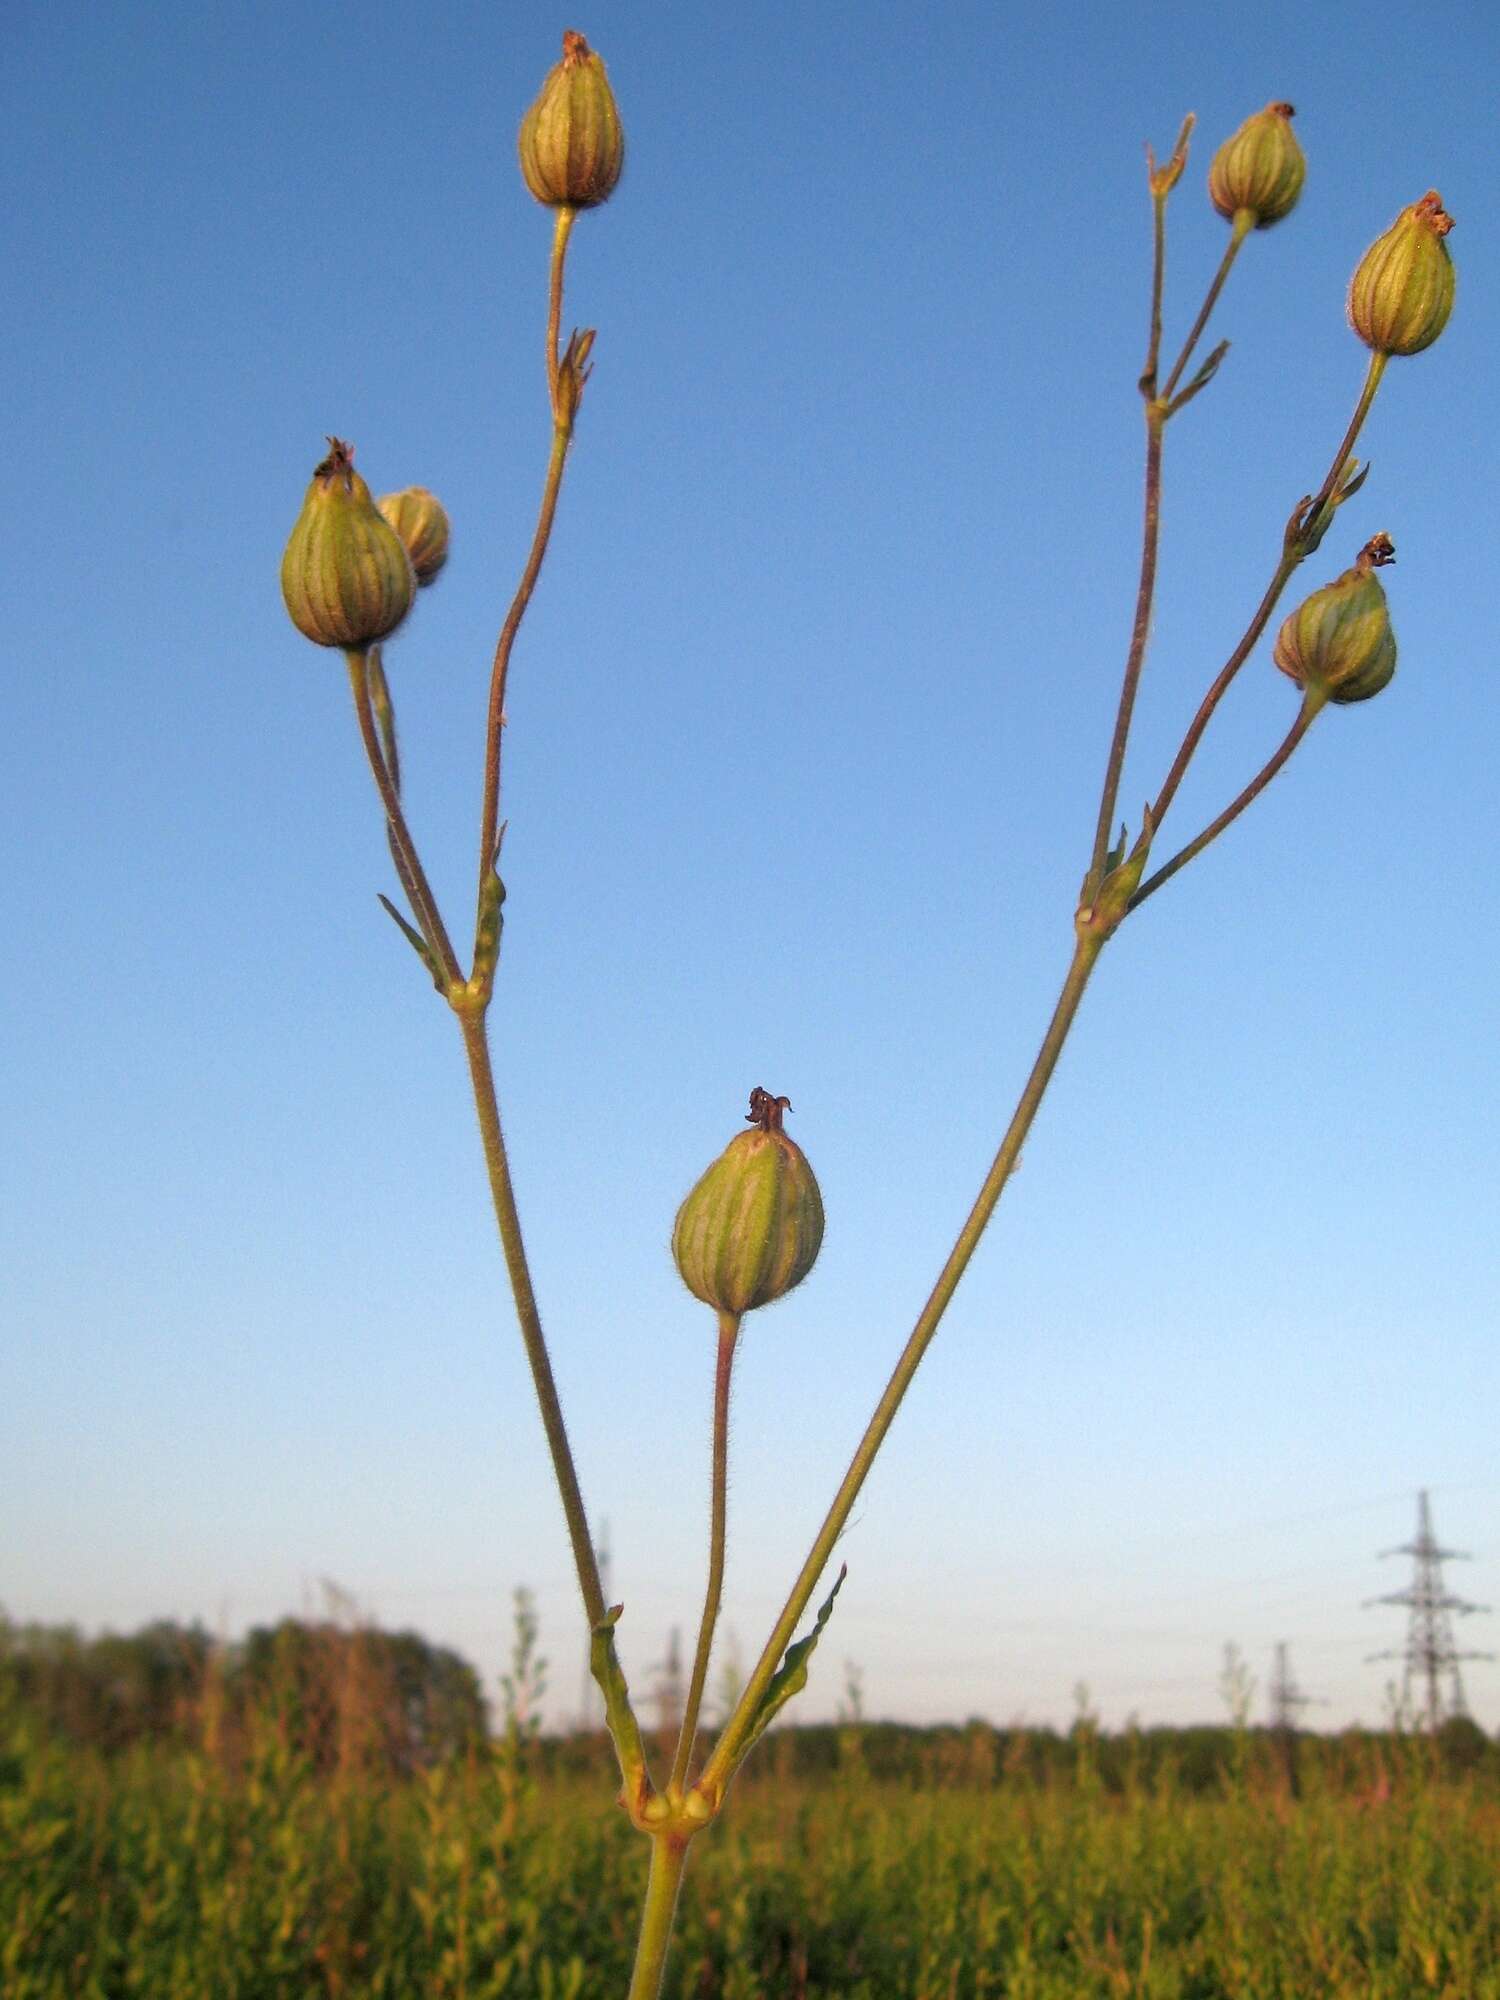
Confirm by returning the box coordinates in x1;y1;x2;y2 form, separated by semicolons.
1365;1489;1492;1729
1267;1641;1322;1732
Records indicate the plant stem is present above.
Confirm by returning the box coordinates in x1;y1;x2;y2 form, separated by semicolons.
626;1833;692;2000
346;648;462;984
1161;210;1251;402
671;1310;740;1794
1130;694;1322;912
700;931;1104;1801
1140;190;1168;393
547;205;577;422
476;209;578;911
458;1007;606;1629
1149;351;1387;833
1088;406;1164;887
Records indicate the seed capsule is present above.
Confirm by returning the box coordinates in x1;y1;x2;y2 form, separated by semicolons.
1348;191;1456;357
672;1089;824;1316
518;30;624;210
377;487;450;586
1273;535;1397;706
1208;102;1305;229
281;440;415;649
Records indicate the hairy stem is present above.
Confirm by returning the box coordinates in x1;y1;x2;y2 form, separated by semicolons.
671;1311;740;1793
346;649;462;983
1130;695;1322;912
477;209;579;913
626;1833;693;2000
701;932;1104;1800
458;1008;606;1628
547;205;577;422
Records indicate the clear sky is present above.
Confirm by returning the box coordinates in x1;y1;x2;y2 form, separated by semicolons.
4;0;1498;1738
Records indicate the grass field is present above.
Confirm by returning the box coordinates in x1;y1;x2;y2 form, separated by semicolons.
6;1711;1498;1998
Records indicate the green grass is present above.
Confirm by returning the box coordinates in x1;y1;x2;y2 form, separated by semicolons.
4;1723;1497;1998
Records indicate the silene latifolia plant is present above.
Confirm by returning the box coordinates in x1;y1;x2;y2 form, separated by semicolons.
279;40;1457;1999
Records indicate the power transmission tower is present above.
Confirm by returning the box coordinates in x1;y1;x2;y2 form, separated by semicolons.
1267;1641;1321;1732
1365;1489;1492;1729
576;1519;612;1731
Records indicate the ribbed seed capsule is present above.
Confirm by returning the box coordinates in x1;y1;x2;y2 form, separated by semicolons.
1348;191;1456;357
281;440;415;649
1273;535;1397;706
377;487;450;586
1208;102;1305;228
518;30;624;209
672;1089;824;1316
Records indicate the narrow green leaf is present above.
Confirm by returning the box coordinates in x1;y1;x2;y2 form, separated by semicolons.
473;864;506;991
377;893;445;992
590;1604;651;1810
738;1566;847;1763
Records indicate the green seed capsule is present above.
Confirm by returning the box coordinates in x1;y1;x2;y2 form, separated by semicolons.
1273;535;1397;706
1208;102;1305;229
281;440;415;649
377;487;450;586
1348;191;1456;357
672;1089;824;1316
518;30;624;210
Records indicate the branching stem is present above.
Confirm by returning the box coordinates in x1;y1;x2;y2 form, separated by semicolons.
700;932;1104;1801
1131;695;1322;911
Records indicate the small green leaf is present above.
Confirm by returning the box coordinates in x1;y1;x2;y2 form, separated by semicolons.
473;864;506;991
738;1566;847;1762
590;1605;651;1811
377;893;445;991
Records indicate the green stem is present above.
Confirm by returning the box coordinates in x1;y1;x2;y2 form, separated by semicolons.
700;932;1104;1802
346;649;462;984
476;210;579;924
1149;351;1387;834
1131;694;1323;912
546;205;577;422
458;1008;606;1629
1161;210;1251;402
626;1833;692;2000
670;1310;740;1794
1088;406;1164;887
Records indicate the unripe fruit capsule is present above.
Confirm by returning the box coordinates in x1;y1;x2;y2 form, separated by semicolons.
1208;102;1305;229
672;1089;824;1317
1273;535;1398;706
377;487;450;587
519;30;624;210
1348;191;1456;357
281;440;415;650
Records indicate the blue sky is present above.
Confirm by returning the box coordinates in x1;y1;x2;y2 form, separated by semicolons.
4;0;1498;1735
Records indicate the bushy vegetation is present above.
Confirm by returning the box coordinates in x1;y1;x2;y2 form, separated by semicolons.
4;1615;1497;1997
